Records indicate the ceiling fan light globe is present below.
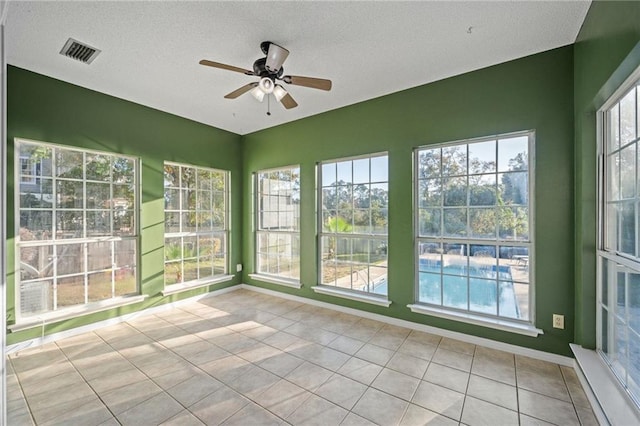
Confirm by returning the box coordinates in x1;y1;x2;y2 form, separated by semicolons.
265;43;289;73
250;86;265;102
259;77;275;94
273;84;287;102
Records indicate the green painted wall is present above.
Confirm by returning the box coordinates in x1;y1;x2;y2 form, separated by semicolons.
573;1;640;348
6;66;243;344
243;47;575;356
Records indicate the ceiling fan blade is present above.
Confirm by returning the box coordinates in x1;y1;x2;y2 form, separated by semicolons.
279;92;298;109
282;75;332;91
199;60;254;76
224;82;258;99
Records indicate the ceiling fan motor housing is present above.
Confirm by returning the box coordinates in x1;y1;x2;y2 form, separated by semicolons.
253;57;283;79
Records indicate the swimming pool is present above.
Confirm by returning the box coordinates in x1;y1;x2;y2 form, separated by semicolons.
372;261;520;318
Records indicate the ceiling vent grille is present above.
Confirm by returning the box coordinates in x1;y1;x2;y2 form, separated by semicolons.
60;38;101;64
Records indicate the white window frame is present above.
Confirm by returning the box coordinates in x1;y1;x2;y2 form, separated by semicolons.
14;138;140;321
251;165;301;287
410;132;539;335
163;162;231;293
317;152;389;301
597;66;640;410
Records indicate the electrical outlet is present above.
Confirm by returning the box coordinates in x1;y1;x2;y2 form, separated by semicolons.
553;314;564;329
236;264;243;273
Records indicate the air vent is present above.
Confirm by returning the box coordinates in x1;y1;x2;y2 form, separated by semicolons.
60;38;101;64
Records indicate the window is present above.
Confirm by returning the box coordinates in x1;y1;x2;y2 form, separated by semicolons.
164;162;229;286
415;132;533;323
16;140;138;318
319;153;388;296
255;166;300;281
598;76;640;407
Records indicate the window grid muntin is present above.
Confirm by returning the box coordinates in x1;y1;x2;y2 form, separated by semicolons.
16;139;138;319
255;165;301;281
318;153;389;295
415;132;533;323
598;79;640;409
164;162;229;286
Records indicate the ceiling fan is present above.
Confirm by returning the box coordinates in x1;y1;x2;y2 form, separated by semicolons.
199;41;332;111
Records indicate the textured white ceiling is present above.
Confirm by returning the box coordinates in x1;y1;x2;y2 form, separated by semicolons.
6;1;591;135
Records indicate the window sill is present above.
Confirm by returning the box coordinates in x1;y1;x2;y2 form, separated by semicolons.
312;286;392;307
162;275;235;296
406;304;543;337
9;295;148;332
248;274;302;289
570;344;640;425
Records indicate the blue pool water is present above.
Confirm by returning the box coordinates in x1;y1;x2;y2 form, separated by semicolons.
372;260;520;318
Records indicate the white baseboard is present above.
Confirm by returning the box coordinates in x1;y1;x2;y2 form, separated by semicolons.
6;285;240;355
240;284;574;366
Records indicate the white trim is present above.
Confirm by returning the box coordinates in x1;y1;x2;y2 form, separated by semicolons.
162;275;234;296
9;295;148;332
244;284;571;366
6;285;241;355
312;285;392;307
571;344;640;426
1;11;8;426
407;304;543;337
248;274;302;289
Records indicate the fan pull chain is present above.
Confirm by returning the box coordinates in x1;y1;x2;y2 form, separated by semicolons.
267;94;271;116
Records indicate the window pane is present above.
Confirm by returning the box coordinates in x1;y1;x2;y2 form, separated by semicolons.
337;161;352;184
353;158;369;184
498;136;528;172
469;208;496;239
20;210;53;240
86;153;111;181
443;208;467;237
469;140;496;174
56;149;83;179
609;104;620;151
56;243;85;276
442;146;466;176
499;246;529;284
322;163;336;187
20;244;55;281
56;211;83;239
20;143;52;178
620;87;637;144
86;182;110;209
115;266;136;296
88;272;113;302
498;207;529;241
443;275;467;309
87;210;111;237
498;172;528;206
371;155;388;182
419;178;442;207
620;143;636;199
419;273;442;305
469;174;496;206
470;278;497;315
57;275;86;308
618;202;636;256
443;177;467;206
56;180;83;209
87;241;112;271
20;280;53;315
418;148;441;179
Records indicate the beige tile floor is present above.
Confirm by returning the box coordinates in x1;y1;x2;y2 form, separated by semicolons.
7;289;598;425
